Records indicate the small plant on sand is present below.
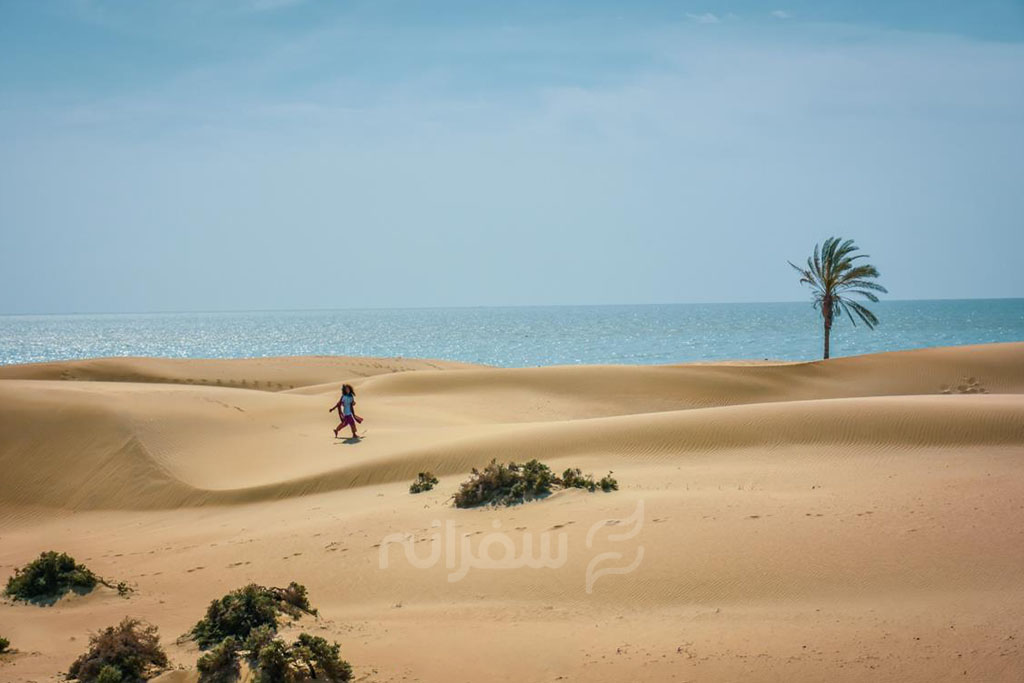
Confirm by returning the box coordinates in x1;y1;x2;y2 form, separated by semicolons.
4;551;130;603
68;618;168;682
253;634;352;683
409;471;439;494
561;467;598;491
0;636;10;654
242;624;277;655
454;459;556;507
4;551;97;601
454;459;614;507
290;633;353;682
95;666;123;683
196;636;240;682
253;638;291;683
196;631;351;683
599;471;619;492
190;582;317;648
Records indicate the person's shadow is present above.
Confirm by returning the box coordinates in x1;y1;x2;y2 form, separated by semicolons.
339;436;362;445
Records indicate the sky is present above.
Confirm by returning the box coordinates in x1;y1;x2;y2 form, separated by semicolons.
1;0;1023;314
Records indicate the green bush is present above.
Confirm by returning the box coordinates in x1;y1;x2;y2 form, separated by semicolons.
454;459;616;507
254;639;291;683
194;627;351;682
409;471;439;494
561;467;597;492
0;636;10;653
67;618;168;682
95;665;123;683
196;636;240;682
190;582;316;648
242;624;276;657
454;459;557;507
4;551;98;601
292;633;352;682
248;634;352;683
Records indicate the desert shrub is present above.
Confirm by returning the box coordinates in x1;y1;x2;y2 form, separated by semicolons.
292;633;352;682
193;626;351;683
276;582;315;616
190;583;316;648
95;665;123;683
454;459;557;507
455;459;615;507
4;551;98;601
68;617;168;682
561;467;597;492
242;624;276;657
196;636;240;682
518;459;557;496
409;471;439;494
249;634;351;683
0;636;9;653
254;639;292;683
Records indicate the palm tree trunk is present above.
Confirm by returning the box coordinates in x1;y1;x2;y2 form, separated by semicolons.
822;297;832;360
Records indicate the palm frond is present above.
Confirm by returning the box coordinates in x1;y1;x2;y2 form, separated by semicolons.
844;300;880;329
791;236;886;351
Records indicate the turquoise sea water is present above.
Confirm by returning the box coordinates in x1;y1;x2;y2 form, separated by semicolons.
1;299;1022;367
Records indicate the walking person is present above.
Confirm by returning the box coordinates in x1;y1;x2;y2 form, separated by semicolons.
329;383;362;439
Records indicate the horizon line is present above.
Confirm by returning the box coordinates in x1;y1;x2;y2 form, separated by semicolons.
2;295;1023;318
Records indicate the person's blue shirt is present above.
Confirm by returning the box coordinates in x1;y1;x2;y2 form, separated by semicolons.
341;394;355;416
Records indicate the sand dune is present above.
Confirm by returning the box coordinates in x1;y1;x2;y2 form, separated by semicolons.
0;355;481;389
2;343;1023;681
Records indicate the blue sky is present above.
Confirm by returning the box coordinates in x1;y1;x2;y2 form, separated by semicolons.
1;0;1022;313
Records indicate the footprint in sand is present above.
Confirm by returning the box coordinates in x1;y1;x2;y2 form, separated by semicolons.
944;377;988;394
186;566;204;573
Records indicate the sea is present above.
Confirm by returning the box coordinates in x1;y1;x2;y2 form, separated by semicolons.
1;299;1022;368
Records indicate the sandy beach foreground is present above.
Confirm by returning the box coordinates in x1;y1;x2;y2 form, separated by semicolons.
1;343;1023;681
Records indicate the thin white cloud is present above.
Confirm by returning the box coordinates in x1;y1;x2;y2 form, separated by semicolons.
771;10;792;19
686;12;721;25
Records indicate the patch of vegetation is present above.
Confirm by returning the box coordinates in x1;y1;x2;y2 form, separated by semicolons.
3;551;130;604
95;666;123;683
561;467;597;491
189;583;351;682
196;636;240;683
290;633;352;682
598;471;619;492
253;638;291;683
454;459;617;507
409;471;439;494
242;624;276;655
453;459;555;507
0;636;10;654
190;582;317;648
68;618;168;682
195;631;351;683
4;551;97;602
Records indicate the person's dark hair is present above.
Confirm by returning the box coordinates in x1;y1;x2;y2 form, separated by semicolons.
342;384;355;397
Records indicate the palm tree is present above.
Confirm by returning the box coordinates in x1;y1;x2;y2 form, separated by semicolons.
789;237;887;359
